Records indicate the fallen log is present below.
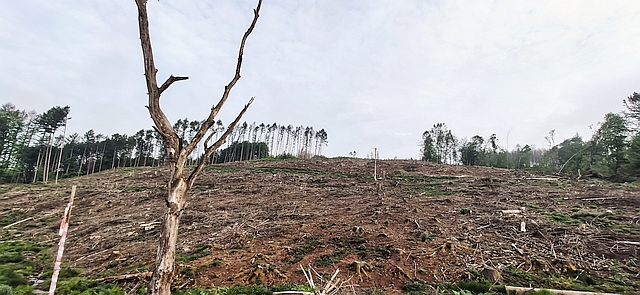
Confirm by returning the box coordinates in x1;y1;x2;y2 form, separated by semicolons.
95;272;152;282
616;241;640;246
505;286;620;295
2;217;33;229
579;197;620;201
501;210;522;214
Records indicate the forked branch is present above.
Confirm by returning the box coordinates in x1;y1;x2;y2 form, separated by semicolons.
187;97;254;189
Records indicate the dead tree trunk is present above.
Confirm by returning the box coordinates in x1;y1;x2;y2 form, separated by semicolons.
134;1;261;295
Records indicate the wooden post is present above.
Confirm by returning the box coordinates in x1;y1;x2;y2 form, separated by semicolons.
374;148;378;181
48;185;76;295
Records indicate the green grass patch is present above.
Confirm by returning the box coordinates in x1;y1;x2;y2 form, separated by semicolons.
388;173;455;197
0;240;80;294
403;279;429;294
545;211;640;234
500;264;637;293
288;236;320;264
0;185;13;194
207;166;243;173
251;167;323;176
0;211;27;227
546;213;581;225
315;255;341;267
254;154;298;162
207;163;367;179
413;184;452;197
55;278;125;295
176;244;212;262
388;173;457;183
314;238;391;266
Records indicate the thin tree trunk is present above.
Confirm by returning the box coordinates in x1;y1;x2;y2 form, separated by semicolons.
143;150;148;167
55;117;69;183
79;145;87;176
65;148;73;174
32;148;42;183
99;144;106;172
92;143;99;174
112;149;117;169
43;133;54;184
54;146;63;184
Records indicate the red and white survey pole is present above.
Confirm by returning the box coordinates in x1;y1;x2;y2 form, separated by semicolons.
48;185;76;295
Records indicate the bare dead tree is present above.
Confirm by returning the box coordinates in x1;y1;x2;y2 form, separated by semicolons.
133;1;262;295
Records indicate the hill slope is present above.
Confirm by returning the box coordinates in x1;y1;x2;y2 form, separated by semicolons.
1;159;639;294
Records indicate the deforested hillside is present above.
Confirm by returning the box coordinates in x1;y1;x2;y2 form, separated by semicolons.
1;158;639;294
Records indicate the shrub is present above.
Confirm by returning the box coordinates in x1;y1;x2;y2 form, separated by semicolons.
0;284;13;295
0;266;28;287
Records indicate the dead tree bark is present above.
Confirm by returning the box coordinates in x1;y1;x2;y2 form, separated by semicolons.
134;1;262;295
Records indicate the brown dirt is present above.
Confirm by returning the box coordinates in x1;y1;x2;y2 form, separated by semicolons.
2;158;640;294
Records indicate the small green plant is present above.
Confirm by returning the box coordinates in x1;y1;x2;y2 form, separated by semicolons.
58;268;80;279
361;289;386;295
403;279;428;293
460;208;470;215
547;213;580;225
107;261;119;268
54;278;99;295
256;154;298;162
289;236;320;264
419;232;434;242
0;211;28;228
180;267;193;278
211;260;222;267
271;283;313;293
0;284;13;295
177;244;212;262
0;240;51;289
456;280;491;293
316;255;341;267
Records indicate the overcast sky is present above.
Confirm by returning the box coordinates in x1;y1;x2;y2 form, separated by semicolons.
2;1;639;159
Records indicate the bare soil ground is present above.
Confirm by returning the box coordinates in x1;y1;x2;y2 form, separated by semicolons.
1;159;640;294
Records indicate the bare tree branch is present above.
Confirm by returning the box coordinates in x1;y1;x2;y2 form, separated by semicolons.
159;75;189;95
187;97;254;189
184;0;262;157
135;0;180;157
203;129;217;149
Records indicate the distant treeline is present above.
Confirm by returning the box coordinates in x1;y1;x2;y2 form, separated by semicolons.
0;103;328;183
420;92;640;180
